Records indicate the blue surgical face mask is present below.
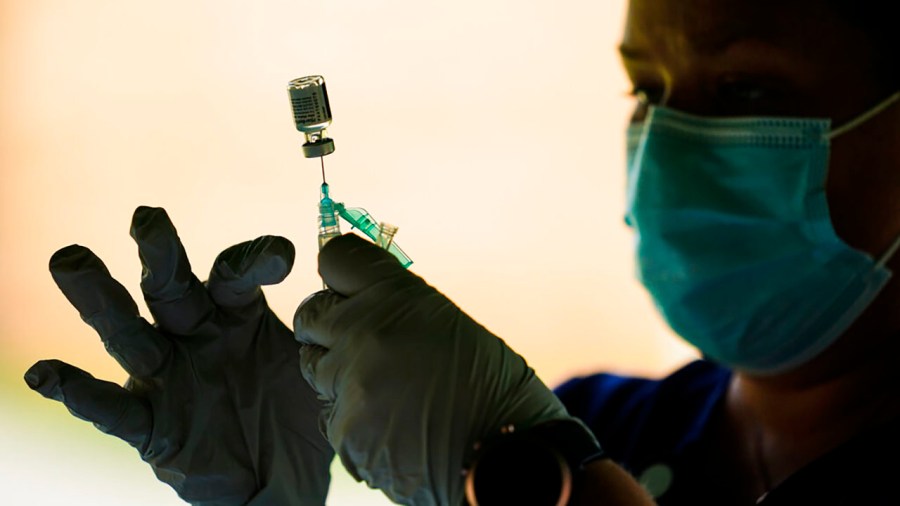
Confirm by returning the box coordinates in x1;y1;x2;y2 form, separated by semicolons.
625;92;900;374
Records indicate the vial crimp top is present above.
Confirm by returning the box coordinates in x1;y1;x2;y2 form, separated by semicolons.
288;75;335;158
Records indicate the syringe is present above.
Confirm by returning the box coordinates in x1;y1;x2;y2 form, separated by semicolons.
318;182;342;250
316;181;413;267
332;202;412;267
289;75;413;268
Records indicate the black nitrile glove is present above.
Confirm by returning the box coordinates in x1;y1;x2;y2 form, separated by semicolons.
24;206;333;505
295;234;593;505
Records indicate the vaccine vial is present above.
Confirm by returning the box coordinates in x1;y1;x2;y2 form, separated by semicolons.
288;76;336;158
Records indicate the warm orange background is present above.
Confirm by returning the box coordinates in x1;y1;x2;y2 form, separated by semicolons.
0;1;698;504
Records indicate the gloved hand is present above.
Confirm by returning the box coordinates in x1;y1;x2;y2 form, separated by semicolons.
24;207;334;505
294;234;590;505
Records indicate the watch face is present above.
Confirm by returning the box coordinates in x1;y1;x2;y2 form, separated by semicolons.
465;435;571;506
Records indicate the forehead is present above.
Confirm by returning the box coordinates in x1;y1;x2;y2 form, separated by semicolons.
622;0;862;57
624;0;769;47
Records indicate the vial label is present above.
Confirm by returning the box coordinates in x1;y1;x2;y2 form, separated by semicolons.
293;94;327;125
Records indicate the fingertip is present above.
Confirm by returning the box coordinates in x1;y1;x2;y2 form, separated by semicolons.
214;235;295;286
133;205;159;216
23;364;42;390
273;235;296;277
132;205;164;222
25;360;151;448
129;206;174;241
318;233;372;258
292;289;338;343
245;235;296;285
49;245;93;271
264;234;295;255
318;233;406;296
25;360;63;400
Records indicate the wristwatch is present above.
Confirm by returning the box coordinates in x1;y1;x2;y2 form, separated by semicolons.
463;418;606;506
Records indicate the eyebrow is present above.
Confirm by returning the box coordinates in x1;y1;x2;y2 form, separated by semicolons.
619;30;784;63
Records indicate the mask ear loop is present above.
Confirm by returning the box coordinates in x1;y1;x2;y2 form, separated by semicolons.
876;234;900;270
825;90;900;270
828;91;900;139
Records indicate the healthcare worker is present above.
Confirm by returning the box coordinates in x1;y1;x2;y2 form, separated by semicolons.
24;0;899;504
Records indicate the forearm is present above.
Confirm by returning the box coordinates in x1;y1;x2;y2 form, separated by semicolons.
569;459;656;506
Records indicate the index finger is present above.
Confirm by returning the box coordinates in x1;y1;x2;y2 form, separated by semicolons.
293;289;347;349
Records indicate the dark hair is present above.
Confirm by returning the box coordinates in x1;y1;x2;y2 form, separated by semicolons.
825;1;899;88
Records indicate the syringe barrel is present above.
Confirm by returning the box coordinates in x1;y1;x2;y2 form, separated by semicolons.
318;183;341;249
318;229;341;250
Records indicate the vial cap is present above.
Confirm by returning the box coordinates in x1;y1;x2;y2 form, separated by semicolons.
302;138;335;158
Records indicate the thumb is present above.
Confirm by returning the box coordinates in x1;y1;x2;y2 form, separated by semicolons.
207;235;295;308
318;234;407;297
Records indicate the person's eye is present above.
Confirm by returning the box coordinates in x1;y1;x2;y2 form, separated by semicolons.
719;80;767;101
714;75;785;114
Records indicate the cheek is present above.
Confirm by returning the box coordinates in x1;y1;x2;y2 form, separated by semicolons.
826;130;900;258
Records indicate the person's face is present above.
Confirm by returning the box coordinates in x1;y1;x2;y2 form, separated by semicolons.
620;0;900;273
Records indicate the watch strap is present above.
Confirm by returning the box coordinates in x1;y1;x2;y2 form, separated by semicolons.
463;418;605;506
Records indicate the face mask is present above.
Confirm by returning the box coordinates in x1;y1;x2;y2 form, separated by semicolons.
625;92;900;374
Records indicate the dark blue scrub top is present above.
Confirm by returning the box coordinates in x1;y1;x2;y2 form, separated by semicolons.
554;360;898;505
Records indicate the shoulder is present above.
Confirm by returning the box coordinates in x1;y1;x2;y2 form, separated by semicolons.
554;360;731;468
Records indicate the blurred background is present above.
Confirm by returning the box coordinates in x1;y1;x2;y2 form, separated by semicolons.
0;0;698;504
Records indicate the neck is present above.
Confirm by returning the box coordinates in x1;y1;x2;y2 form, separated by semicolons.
725;296;900;492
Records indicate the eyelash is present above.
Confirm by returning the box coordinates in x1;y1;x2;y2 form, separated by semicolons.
716;79;774;103
626;79;782;114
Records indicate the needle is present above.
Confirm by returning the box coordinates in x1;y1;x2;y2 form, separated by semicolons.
320;156;327;184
